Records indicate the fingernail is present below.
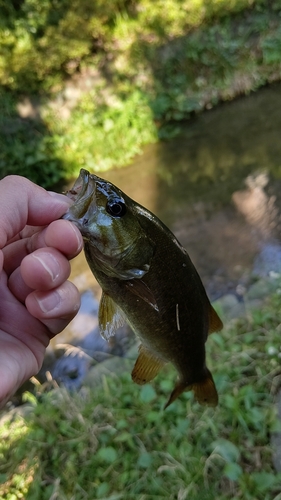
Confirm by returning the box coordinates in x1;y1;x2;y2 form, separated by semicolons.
32;253;60;281
36;291;61;313
48;191;72;206
67;221;83;251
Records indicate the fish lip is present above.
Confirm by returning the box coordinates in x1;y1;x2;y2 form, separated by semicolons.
63;169;97;228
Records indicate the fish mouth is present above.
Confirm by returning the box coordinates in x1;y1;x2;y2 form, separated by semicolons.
66;169;92;203
62;169;97;228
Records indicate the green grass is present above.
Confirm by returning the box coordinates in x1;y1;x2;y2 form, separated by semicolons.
1;292;281;499
43;89;158;176
1;1;281;187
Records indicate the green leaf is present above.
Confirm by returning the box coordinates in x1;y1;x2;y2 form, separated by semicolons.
22;391;37;405
146;411;160;423
137;452;153;468
116;419;128;430
114;432;132;442
97;446;118;464
96;482;110;497
0;473;7;483
223;462;243;481
176;418;189;433
211;439;240;462
160;379;174;392
252;472;277;492
270;419;281;433
140;384;157;403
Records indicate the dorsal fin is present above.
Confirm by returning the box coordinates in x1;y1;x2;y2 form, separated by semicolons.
98;292;125;340
208;305;223;334
132;344;166;385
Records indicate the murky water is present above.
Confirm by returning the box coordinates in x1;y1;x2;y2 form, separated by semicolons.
45;82;281;385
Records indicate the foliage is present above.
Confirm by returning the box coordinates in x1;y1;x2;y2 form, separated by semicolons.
1;292;281;499
1;1;281;186
0;0;134;92
44;89;157;177
261;26;281;65
0;86;157;187
0;90;67;187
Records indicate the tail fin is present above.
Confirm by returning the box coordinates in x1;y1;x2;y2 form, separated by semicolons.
192;369;218;407
164;369;218;409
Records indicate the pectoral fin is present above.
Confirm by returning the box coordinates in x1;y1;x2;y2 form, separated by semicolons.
132;344;166;385
125;280;159;312
98;292;125;340
208;305;223;334
164;368;218;409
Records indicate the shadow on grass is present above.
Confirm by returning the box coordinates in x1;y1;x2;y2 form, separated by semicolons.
0;91;67;188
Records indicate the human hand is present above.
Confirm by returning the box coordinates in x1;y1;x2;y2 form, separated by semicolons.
0;175;83;408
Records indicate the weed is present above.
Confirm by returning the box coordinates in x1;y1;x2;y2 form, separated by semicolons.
1;2;281;187
1;292;281;498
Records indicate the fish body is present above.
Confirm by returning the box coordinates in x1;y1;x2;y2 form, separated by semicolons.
64;169;223;407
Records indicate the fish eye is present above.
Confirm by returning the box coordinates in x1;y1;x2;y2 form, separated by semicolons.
106;197;127;217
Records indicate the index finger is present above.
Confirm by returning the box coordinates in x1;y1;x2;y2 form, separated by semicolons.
3;220;83;276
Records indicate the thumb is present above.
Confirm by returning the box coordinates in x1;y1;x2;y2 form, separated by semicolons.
0;251;3;273
0;176;71;248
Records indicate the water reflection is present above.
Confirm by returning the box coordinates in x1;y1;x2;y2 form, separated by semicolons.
232;172;280;240
47;83;281;386
233;172;281;277
104;83;281;298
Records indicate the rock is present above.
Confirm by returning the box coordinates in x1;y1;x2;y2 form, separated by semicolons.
52;346;95;390
244;298;264;312
212;294;245;321
83;344;139;388
245;276;281;301
83;357;132;388
253;243;281;277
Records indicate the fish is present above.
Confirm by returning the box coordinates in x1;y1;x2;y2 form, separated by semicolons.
63;168;223;408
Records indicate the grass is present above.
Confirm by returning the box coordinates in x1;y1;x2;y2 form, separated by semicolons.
1;292;281;499
1;1;281;187
43;89;157;175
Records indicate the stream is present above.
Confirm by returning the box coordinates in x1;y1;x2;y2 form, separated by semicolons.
44;82;281;389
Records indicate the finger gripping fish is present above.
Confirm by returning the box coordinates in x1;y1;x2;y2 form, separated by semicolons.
63;169;223;408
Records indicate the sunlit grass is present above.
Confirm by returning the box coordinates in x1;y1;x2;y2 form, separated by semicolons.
1;292;281;499
1;2;281;186
44;89;158;177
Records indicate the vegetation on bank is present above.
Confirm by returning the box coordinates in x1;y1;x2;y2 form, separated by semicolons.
1;0;281;187
1;290;281;499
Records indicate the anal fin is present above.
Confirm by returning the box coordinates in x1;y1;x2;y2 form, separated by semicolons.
98;292;125;340
208;305;223;334
132;344;166;385
164;381;188;409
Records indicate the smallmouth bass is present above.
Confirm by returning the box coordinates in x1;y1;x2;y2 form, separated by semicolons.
64;169;223;408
